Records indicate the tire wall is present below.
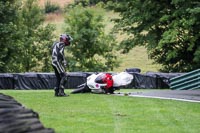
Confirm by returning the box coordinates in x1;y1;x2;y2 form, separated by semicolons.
0;70;184;89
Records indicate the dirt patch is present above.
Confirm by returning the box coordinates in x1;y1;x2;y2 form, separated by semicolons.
39;0;73;22
39;0;73;8
45;12;64;23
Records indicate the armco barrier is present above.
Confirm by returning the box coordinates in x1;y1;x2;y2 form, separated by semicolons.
65;72;87;89
0;72;183;89
170;69;200;90
132;73;157;89
126;72;183;89
0;72;88;90
14;73;56;90
0;73;14;89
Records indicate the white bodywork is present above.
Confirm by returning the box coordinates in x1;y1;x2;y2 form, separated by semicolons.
86;72;133;93
87;73;107;93
112;72;133;87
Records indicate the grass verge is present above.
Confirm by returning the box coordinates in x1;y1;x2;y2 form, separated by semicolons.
1;90;200;133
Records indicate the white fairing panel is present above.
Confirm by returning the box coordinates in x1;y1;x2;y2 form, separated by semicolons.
112;72;133;87
87;73;106;90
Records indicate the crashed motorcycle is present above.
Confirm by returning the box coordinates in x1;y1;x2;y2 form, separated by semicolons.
71;72;133;94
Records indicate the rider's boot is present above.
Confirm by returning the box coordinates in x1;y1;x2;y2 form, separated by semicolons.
54;87;59;96
57;86;69;97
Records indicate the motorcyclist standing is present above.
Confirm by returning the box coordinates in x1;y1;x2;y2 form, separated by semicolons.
52;34;73;96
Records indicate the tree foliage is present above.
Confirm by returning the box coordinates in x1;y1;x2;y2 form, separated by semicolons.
0;0;21;72
64;5;118;72
112;0;200;72
18;0;55;72
0;0;55;72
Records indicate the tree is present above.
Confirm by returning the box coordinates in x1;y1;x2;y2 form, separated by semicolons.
0;0;21;72
112;0;200;72
17;0;55;72
0;0;55;72
64;5;118;72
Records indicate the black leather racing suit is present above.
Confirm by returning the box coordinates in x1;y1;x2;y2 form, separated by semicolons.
52;41;67;92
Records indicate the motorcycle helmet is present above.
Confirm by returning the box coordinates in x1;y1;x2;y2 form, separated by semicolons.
60;34;73;46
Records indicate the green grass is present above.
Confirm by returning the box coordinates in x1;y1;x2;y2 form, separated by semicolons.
114;46;161;73
1;90;200;133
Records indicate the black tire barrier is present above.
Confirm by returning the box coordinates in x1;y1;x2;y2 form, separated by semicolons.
0;93;55;133
0;71;184;89
0;74;14;89
124;68;141;73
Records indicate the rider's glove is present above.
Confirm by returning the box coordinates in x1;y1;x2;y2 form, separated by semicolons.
63;60;67;67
